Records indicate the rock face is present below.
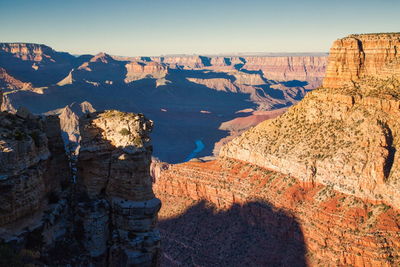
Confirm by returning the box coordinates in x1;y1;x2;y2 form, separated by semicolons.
0;67;32;91
77;110;161;266
323;33;400;88
125;61;168;84
58;101;96;151
241;56;327;85
154;159;400;266
151;55;327;85
0;110;69;226
0;43;83;87
221;33;400;209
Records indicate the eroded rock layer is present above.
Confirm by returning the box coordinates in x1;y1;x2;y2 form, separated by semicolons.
0;111;68;226
77;110;161;266
221;33;400;208
323;33;400;88
154;159;400;266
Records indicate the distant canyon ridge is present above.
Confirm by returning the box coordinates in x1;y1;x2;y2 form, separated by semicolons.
0;43;327;162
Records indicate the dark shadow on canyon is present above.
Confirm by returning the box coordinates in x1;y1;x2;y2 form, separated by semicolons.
158;200;307;267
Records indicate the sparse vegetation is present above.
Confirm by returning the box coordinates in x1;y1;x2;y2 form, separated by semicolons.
119;128;130;136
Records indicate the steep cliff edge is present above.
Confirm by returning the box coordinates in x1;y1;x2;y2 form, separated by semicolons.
221;33;400;208
323;33;400;88
77;110;161;266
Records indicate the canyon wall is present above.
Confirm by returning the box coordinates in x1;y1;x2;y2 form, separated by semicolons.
221;33;400;208
77;110;161;266
0;109;69;227
323;33;400;88
0;43;83;86
151;55;327;84
154;159;400;266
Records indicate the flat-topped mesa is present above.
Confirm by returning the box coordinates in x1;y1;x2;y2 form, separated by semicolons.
220;33;400;209
77;110;160;266
323;33;400;89
0;43;54;62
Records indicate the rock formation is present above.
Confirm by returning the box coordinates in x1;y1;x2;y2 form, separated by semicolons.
77;110;161;266
323;33;400;88
151;55;327;85
0;109;69;226
154;159;400;266
0;67;32;91
125;61;168;84
221;33;400;208
0;105;161;266
154;33;400;266
58;101;96;150
0;43;84;87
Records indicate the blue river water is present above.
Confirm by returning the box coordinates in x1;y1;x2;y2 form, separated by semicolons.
184;140;205;162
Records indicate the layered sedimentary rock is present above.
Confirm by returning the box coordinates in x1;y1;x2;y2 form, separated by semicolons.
323;33;400;88
0;43;56;62
0;110;69;226
0;43;82;86
154;159;400;266
0;67;32;91
241;56;327;83
77;110;161;266
221;33;400;209
125;61;168;83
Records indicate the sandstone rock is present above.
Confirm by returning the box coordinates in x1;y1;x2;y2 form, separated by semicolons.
221;33;400;209
154;159;400;266
77;110;161;266
0;111;69;227
0;67;32;91
125;61;168;84
323;33;400;89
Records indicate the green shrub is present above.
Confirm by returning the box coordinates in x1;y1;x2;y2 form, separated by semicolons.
119;128;130;136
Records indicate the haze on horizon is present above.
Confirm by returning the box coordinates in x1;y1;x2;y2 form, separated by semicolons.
1;0;399;56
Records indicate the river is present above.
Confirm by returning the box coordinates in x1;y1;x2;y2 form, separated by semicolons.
184;140;205;162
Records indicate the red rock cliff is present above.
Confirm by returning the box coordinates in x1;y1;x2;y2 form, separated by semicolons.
323;33;400;88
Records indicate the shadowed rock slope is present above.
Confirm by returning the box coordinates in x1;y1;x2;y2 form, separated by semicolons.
155;160;400;266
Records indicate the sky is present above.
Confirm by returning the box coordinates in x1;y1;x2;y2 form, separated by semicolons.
1;0;399;56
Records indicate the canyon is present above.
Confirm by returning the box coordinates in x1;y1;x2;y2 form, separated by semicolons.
1;32;399;267
0;42;327;162
153;33;400;266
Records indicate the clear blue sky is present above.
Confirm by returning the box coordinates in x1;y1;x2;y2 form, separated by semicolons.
1;0;399;56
